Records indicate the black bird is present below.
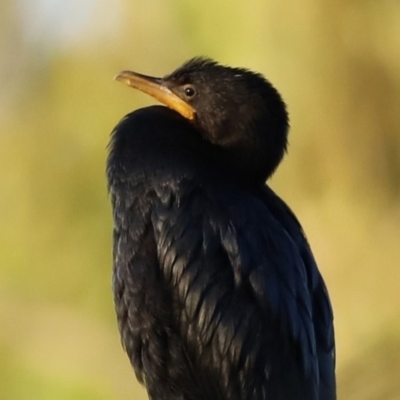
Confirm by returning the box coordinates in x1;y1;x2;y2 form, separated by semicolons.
107;58;335;400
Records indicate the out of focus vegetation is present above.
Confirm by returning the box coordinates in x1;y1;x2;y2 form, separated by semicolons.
1;1;400;399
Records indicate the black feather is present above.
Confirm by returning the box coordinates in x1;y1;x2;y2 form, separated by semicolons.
107;58;336;400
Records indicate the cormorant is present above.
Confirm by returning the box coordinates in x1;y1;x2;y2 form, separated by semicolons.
107;57;335;400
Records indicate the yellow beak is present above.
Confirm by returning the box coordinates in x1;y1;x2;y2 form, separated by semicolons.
115;71;195;121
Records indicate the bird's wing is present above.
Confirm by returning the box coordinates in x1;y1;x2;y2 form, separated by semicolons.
151;180;321;399
260;186;336;400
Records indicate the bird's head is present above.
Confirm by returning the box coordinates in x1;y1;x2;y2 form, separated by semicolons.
116;57;289;185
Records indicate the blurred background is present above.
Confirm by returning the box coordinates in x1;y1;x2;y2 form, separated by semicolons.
1;0;400;399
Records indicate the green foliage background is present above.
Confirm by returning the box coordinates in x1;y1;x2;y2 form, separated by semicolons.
1;1;400;399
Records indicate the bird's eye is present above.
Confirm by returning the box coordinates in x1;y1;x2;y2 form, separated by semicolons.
183;85;196;98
